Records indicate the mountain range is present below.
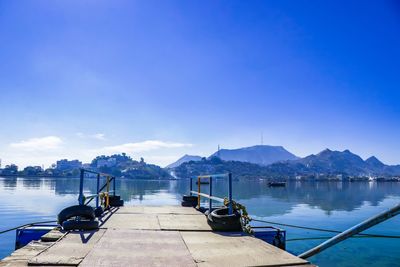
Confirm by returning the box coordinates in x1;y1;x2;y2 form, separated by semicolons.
209;145;298;165
168;145;400;178
266;149;400;177
167;145;298;168
166;154;202;168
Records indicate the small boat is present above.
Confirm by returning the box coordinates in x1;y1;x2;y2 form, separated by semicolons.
268;182;286;187
196;180;210;185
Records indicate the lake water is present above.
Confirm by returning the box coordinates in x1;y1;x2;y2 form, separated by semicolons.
1;176;400;267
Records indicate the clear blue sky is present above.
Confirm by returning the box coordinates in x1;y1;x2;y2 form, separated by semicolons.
0;0;399;168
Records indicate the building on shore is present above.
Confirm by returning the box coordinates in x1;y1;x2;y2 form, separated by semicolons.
56;159;82;171
97;158;117;168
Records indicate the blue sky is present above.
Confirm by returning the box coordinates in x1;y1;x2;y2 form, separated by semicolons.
0;0;399;168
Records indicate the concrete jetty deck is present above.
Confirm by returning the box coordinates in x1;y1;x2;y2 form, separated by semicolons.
1;206;314;267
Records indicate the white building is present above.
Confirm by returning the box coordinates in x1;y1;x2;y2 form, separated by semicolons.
97;158;117;168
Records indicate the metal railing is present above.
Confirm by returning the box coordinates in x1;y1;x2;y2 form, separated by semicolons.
189;173;233;214
78;169;117;209
299;202;400;259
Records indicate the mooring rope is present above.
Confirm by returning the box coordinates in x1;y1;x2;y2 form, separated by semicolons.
287;236;334;242
251;218;400;239
0;220;57;235
287;235;400;242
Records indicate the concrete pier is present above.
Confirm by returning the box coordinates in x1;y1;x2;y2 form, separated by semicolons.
0;206;314;267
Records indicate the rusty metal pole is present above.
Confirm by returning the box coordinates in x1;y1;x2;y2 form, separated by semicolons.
106;176;110;208
197;176;201;208
299;202;400;259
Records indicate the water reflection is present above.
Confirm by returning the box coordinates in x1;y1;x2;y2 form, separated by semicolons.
265;181;400;212
21;178;42;189
1;177;17;190
210;180;400;214
2;177;400;214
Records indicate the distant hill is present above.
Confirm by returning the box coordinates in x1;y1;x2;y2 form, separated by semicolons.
173;156;272;179
173;148;400;179
365;156;385;171
90;154;172;179
166;154;203;168
267;149;400;177
209;145;298;165
298;149;367;175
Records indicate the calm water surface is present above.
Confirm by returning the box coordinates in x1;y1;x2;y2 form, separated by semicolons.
1;177;400;267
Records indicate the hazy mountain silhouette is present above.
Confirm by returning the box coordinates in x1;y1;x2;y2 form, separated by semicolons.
209;145;298;165
171;147;400;178
166;154;202;169
268;149;400;176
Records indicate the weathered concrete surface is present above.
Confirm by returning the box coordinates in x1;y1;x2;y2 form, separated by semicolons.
41;229;65;242
0;261;29;267
96;207;118;229
28;229;106;266
0;241;52;266
101;213;161;230
104;206;211;231
80;229;196;267
117;205;203;215
181;231;310;267
158;214;212;231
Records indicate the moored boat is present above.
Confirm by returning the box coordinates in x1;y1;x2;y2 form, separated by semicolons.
196;180;210;185
268;181;286;187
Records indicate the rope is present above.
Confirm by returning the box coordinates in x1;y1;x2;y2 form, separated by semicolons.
287;236;333;242
287;235;400;242
0;220;57;235
251;218;400;239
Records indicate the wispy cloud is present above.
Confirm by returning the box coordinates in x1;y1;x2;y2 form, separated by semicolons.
92;133;106;140
99;140;193;153
76;132;106;140
9;136;63;151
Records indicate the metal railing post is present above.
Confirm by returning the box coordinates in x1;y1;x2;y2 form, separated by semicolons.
209;176;213;211
96;173;100;208
189;178;193;196
113;177;116;196
78;169;84;205
106;176;110;208
228;173;233;215
106;176;110;192
197;176;201;208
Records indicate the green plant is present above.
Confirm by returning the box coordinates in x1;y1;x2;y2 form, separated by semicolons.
224;198;253;234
